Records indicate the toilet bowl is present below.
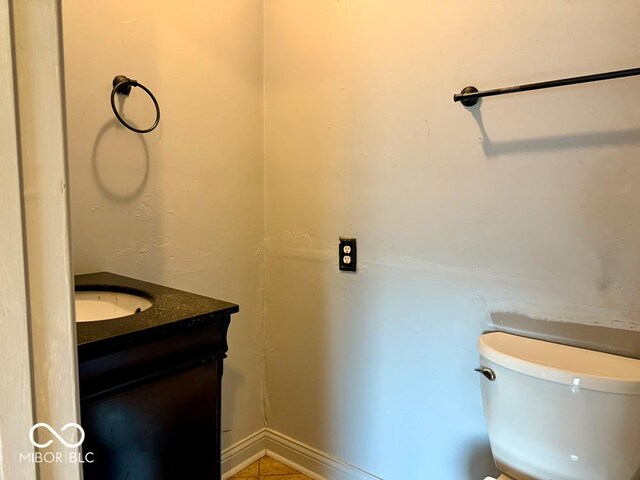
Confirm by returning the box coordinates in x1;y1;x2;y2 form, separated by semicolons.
477;332;640;480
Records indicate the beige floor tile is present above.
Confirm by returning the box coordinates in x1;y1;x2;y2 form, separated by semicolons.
260;475;311;480
231;459;260;478
259;456;300;476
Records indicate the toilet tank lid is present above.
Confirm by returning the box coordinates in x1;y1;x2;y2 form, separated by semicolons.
478;332;640;394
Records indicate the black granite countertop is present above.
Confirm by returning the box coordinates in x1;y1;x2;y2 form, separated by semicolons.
75;272;239;357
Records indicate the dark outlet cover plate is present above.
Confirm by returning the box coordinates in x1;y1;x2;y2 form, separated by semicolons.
339;238;357;272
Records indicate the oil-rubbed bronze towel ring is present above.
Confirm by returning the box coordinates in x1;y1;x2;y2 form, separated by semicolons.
110;75;160;133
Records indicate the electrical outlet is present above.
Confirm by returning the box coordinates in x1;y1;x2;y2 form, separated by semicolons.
339;237;357;272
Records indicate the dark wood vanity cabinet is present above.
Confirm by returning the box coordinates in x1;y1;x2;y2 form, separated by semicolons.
76;272;238;480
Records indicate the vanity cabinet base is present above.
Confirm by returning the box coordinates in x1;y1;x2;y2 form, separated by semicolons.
76;272;237;480
82;360;222;480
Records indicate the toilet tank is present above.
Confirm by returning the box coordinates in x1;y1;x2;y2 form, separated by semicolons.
477;332;640;480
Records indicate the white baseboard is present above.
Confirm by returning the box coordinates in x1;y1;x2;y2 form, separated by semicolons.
265;429;383;480
221;428;266;480
222;428;382;480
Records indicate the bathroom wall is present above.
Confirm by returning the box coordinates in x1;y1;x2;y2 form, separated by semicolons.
264;1;640;478
62;0;264;450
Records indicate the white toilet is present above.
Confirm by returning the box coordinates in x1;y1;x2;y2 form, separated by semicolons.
476;331;640;480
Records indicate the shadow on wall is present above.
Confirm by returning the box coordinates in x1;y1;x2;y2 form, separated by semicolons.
221;363;244;440
272;256;499;478
464;438;500;479
468;103;640;325
468;104;640;157
91;118;150;202
72;112;164;283
580;141;640;320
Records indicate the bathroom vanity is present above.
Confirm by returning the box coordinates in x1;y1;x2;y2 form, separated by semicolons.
75;272;238;480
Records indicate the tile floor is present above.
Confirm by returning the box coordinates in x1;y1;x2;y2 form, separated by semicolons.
230;455;313;480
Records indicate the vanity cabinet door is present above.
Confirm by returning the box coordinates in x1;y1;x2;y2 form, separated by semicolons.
81;359;223;480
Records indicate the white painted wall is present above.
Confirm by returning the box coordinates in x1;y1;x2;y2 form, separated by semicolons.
264;1;640;478
61;0;265;450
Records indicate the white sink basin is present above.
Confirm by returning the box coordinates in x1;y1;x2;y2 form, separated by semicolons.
75;290;152;322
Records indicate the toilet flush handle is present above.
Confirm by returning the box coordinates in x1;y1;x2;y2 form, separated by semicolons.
474;367;496;381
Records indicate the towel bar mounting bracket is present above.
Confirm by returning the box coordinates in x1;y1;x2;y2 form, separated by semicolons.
459;86;479;107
